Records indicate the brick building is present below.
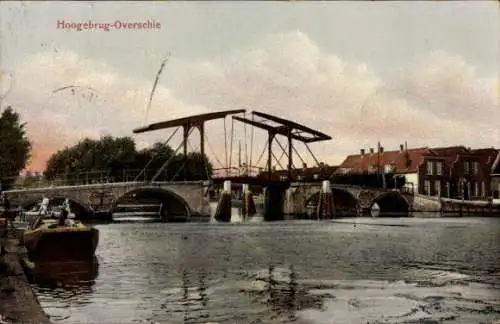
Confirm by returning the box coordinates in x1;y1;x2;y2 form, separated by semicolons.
490;151;500;202
338;144;498;200
417;146;498;200
337;144;432;192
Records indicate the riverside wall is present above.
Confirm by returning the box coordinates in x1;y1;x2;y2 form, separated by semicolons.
411;194;500;217
0;219;51;324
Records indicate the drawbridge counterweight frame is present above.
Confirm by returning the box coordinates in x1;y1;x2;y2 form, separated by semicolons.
232;111;332;181
132;109;332;182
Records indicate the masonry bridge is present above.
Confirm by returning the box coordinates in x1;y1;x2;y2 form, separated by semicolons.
3;181;210;222
284;182;414;217
3;180;414;220
2;109;415;221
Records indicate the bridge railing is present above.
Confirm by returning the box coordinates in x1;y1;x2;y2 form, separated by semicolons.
212;166;265;178
7;166;267;190
9;169;191;190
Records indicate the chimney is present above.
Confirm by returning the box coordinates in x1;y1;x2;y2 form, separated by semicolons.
400;144;404;152
379;146;384;153
360;149;365;156
369;148;374;154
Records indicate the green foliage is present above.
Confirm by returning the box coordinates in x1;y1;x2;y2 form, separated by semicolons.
0;106;32;190
44;136;213;183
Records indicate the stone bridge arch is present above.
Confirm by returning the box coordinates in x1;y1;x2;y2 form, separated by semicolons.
305;188;359;217
111;186;192;221
371;191;410;217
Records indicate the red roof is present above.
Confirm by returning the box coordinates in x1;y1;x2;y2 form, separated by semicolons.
469;148;499;166
425;146;469;166
338;147;431;174
428;146;498;168
429;146;468;157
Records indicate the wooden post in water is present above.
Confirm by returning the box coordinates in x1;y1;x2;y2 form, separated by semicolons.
241;184;256;219
316;180;335;220
214;181;232;222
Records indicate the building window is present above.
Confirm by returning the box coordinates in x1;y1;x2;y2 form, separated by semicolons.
464;161;471;175
473;162;479;175
424;180;431;195
426;161;433;175
435;180;441;197
436;162;442;175
384;164;393;174
481;181;485;197
313;174;319;180
474;181;479;197
280;175;288;181
297;175;304;181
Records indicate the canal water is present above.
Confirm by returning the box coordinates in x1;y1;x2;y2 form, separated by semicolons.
31;214;500;324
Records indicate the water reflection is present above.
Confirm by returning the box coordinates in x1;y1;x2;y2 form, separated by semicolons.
28;256;99;295
241;264;327;322
157;269;211;323
33;219;500;323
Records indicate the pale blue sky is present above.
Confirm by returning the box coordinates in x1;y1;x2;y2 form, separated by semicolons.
0;1;499;170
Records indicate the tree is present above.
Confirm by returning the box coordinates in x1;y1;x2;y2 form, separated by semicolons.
44;136;213;183
45;136;137;183
0;106;31;191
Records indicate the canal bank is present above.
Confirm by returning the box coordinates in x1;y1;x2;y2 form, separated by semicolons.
0;226;51;324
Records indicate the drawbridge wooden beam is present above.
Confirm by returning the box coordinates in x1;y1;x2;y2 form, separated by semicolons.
133;109;245;180
132;109;246;134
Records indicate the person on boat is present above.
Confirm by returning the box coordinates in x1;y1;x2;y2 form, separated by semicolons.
63;198;74;218
40;196;50;216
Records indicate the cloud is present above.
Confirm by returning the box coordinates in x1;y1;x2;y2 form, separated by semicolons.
3;30;499;171
3;50;208;171
168;31;499;157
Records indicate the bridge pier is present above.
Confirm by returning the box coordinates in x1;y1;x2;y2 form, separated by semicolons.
263;184;285;221
283;186;307;219
214;181;232;222
241;184;256;219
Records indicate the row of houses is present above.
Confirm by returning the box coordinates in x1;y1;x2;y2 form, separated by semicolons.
267;144;500;201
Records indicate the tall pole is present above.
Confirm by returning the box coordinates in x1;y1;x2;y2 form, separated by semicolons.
268;132;274;180
377;141;381;175
199;122;205;161
238;140;242;168
183;124;189;180
288;129;293;181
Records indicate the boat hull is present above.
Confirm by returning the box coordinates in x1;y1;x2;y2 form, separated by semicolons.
24;227;99;262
